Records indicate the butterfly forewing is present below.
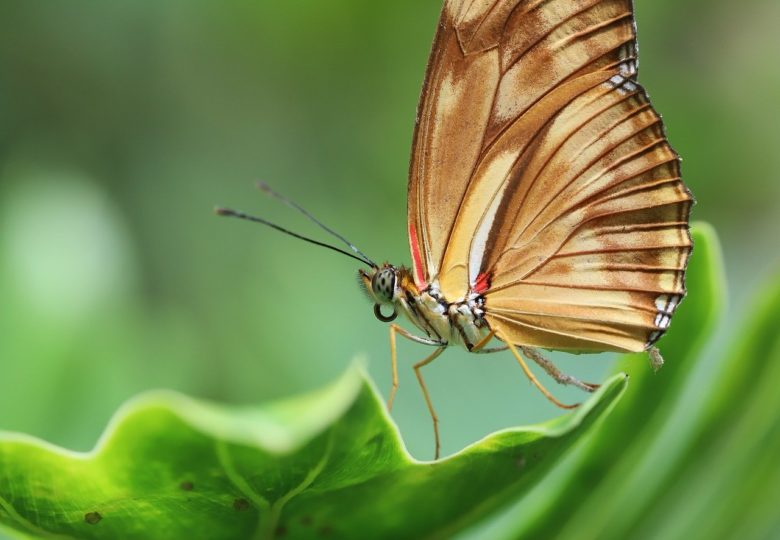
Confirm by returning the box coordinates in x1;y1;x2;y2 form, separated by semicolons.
407;4;500;289
408;0;692;352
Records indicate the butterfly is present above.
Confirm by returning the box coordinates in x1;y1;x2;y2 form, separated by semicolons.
218;0;693;460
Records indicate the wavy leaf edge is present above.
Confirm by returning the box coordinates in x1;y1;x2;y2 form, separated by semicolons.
0;362;628;467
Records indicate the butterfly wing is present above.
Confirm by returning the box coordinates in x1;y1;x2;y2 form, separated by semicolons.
408;0;692;352
407;0;504;290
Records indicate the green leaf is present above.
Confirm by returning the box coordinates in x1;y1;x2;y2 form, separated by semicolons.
500;222;726;539
0;365;627;540
623;269;780;539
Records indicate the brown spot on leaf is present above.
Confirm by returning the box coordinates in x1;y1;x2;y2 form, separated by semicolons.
515;455;526;470
233;498;250;511
300;515;313;526
275;525;287;537
84;512;102;525
180;481;194;491
367;434;382;447
318;525;333;536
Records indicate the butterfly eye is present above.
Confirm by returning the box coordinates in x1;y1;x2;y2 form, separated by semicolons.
372;269;396;302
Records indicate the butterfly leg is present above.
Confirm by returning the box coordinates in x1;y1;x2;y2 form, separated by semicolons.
471;330;509;354
388;324;441;411
520;346;600;393
499;334;579;410
412;346;447;460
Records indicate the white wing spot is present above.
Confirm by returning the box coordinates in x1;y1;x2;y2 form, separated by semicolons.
656;293;681;315
646;331;662;348
607;74;636;95
658;314;671;329
649;293;681;347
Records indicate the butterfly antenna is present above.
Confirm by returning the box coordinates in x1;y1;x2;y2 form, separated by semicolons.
215;207;375;267
256;182;376;268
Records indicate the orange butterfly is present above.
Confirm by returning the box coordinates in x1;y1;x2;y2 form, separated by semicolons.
219;0;693;459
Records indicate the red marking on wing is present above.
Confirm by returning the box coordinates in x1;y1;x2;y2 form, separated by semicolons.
408;222;427;289
474;272;492;294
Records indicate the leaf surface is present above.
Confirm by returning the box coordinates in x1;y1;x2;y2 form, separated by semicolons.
0;365;627;540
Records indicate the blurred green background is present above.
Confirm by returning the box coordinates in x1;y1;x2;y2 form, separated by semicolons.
0;0;778;489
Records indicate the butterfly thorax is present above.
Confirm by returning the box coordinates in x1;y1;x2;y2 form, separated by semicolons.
360;264;490;351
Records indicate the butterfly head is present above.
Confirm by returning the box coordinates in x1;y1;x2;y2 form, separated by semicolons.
359;264;400;322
